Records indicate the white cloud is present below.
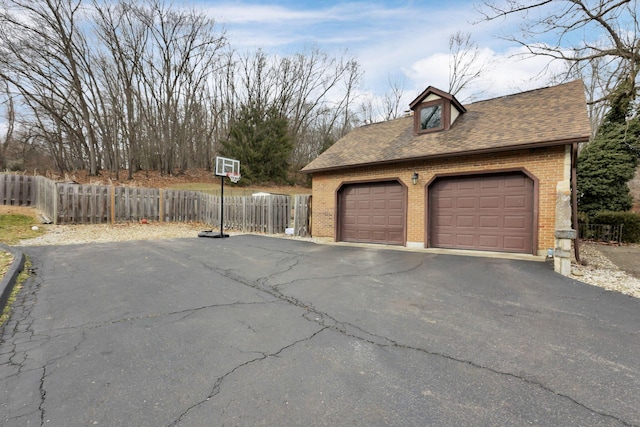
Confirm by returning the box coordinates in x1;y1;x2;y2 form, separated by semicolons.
195;1;569;103
399;44;568;104
203;4;331;24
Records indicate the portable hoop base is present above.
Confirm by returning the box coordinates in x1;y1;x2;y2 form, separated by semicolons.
198;230;229;238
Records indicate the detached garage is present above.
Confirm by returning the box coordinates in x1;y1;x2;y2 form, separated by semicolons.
302;81;591;257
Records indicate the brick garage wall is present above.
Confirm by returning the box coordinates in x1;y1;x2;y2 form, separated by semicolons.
310;146;566;255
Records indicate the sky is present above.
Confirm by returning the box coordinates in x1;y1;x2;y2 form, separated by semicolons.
190;0;568;105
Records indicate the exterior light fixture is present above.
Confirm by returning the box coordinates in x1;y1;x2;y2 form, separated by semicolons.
412;172;419;185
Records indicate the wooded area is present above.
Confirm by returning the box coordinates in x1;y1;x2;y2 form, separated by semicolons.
0;0;361;182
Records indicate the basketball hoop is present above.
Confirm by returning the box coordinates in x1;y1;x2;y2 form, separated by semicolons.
227;172;241;184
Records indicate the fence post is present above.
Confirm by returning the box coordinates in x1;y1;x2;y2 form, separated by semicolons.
242;196;246;232
267;196;273;234
110;186;115;224
53;182;59;225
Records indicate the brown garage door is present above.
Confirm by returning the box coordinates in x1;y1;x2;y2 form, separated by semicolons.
430;173;534;253
339;181;405;245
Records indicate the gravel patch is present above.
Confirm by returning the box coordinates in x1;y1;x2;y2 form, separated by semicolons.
17;222;222;246
571;243;640;298
17;223;640;299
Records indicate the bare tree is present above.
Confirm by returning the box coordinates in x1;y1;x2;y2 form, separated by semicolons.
0;80;15;171
478;0;640;127
448;31;488;101
93;0;151;179
357;75;407;126
0;0;103;174
381;76;407;121
136;0;226;175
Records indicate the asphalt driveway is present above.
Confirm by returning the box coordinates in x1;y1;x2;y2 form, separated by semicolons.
1;235;639;426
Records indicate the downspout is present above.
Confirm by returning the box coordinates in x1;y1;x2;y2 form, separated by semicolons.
571;142;580;263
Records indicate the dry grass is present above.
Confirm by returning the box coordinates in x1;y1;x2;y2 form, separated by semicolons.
0;250;12;278
0;206;44;245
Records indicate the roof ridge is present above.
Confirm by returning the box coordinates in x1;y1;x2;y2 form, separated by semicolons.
466;79;583;106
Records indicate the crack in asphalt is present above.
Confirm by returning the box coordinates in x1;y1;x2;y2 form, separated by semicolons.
0;268;46;426
40;300;275;336
167;328;328;427
38;365;46;426
2;243;636;426
180;243;636;427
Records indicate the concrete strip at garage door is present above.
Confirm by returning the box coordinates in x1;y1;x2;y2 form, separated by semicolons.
1;235;639;426
309;236;547;262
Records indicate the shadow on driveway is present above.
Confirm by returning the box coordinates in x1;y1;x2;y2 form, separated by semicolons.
1;235;639;426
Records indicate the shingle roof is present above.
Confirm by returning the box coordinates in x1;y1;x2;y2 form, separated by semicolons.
301;80;591;173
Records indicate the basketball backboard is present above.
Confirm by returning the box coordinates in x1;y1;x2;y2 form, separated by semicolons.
215;156;240;177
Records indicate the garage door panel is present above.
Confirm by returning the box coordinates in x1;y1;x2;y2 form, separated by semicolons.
356;230;371;240
340;182;405;245
438;197;454;209
505;176;528;188
504;215;527;229
371;230;387;240
388;200;403;210
457;181;477;190
457;197;476;209
455;234;476;246
431;232;453;245
343;214;356;225
478;235;499;248
431;173;533;254
435;215;453;227
504;195;526;208
479;196;500;209
370;200;387;210
388;215;403;226
356;215;371;225
388;230;405;242
480;179;500;189
456;215;476;227
504;236;527;251
372;215;387;225
479;215;499;228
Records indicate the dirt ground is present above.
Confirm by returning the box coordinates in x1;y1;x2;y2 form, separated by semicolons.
0;205;40;217
592;244;640;279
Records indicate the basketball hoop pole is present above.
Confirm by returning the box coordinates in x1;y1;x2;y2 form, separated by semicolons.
216;174;229;238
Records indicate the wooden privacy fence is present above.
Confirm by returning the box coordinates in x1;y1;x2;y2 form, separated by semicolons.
0;173;311;236
0;173;32;206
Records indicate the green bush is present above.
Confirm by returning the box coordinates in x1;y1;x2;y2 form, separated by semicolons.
592;211;640;243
